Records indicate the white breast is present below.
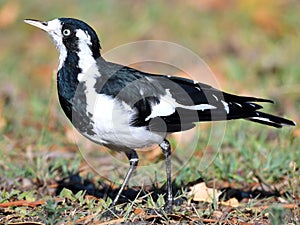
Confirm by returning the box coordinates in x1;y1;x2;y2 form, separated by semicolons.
84;94;164;149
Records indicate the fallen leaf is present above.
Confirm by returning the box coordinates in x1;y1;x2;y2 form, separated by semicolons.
133;207;145;215
0;200;45;208
145;214;163;221
221;197;240;207
201;218;219;223
0;198;62;208
258;203;298;211
212;210;223;218
188;182;221;203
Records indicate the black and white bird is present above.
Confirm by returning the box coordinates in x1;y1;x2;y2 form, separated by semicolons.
24;18;295;212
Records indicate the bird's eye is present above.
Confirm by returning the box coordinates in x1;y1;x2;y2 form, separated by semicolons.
62;29;71;36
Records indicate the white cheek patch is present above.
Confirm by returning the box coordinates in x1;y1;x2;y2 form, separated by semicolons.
44;19;67;70
45;21;96;73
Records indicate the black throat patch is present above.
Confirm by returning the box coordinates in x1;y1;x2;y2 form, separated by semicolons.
57;52;96;136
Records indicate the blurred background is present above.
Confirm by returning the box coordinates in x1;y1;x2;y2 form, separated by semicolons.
0;0;299;186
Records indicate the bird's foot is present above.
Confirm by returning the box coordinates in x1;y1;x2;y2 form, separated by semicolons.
163;199;173;214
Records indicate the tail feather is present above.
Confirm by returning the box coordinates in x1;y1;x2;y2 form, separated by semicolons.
225;94;295;128
247;111;296;128
224;93;275;104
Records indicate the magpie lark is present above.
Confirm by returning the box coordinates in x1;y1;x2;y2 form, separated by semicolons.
24;18;295;212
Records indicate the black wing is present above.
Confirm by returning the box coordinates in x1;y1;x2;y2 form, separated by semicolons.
95;59;295;132
94;59;168;125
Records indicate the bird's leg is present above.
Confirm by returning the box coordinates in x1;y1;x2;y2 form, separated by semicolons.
160;139;173;213
111;149;139;207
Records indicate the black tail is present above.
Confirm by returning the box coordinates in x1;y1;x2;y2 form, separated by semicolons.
246;111;296;128
222;93;295;128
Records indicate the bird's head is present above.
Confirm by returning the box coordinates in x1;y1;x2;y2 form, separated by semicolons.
24;18;101;69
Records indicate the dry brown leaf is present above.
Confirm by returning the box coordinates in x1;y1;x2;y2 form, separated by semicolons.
212;210;223;219
133;207;146;215
221;197;240;207
145;214;163;221
0;1;20;28
0;199;45;208
188;182;221;203
0;198;63;208
258;203;298;211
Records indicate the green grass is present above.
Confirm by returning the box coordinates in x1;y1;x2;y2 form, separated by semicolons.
0;0;299;224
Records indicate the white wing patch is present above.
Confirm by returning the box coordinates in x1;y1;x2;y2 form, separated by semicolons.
145;97;175;121
145;89;216;121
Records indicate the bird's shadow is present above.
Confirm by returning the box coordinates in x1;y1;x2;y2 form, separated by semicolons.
55;172;289;206
55;172;180;204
